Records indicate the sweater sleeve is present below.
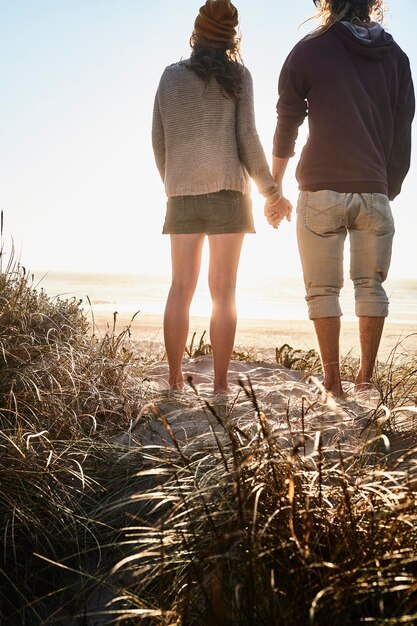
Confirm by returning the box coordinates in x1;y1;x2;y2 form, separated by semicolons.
151;85;166;183
236;68;276;196
387;54;415;200
273;46;308;158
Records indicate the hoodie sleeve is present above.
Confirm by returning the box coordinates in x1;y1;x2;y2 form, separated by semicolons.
387;54;415;200
273;45;309;158
152;83;166;183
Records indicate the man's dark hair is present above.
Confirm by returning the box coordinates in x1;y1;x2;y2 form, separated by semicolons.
312;0;384;33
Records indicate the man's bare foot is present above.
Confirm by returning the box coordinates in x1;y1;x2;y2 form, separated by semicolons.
354;370;377;393
323;378;344;398
354;379;376;393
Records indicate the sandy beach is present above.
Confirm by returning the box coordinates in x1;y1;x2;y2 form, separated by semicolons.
92;311;417;361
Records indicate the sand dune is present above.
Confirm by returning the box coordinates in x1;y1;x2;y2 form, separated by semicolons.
112;353;416;465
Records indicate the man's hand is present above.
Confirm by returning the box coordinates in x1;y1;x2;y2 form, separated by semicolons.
264;197;293;229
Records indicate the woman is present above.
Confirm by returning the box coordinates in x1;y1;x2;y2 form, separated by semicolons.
152;0;281;394
266;0;414;396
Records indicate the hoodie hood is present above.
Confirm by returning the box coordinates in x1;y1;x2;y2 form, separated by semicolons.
333;21;395;60
342;20;383;43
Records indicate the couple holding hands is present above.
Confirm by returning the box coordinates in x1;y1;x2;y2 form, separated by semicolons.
152;0;414;398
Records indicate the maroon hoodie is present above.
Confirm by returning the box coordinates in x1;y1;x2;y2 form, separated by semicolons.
273;22;415;199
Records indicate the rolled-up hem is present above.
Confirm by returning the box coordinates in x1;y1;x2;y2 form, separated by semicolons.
355;302;389;317
307;297;343;320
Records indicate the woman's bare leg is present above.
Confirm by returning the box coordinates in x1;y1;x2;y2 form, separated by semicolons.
164;234;205;389
208;233;245;393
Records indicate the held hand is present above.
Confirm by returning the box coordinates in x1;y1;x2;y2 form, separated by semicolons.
264;197;293;229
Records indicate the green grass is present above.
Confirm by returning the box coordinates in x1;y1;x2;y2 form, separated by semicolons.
0;243;416;624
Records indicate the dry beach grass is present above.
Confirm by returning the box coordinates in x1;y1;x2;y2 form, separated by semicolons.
0;252;417;624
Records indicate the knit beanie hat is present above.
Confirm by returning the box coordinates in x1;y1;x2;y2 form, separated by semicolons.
194;0;239;48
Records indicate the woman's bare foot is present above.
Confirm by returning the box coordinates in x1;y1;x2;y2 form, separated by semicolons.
168;376;184;391
212;391;230;419
213;385;229;394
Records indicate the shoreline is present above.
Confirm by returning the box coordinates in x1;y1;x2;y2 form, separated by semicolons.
90;312;417;360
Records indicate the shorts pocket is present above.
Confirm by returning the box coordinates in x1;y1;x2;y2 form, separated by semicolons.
370;194;395;235
207;190;240;227
209;190;239;213
300;190;345;234
163;196;188;233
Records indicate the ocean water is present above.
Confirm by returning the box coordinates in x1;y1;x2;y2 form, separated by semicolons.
33;271;417;325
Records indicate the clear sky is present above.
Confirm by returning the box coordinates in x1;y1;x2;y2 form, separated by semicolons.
0;0;415;279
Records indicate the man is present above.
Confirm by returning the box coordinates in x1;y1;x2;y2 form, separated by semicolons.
266;0;414;396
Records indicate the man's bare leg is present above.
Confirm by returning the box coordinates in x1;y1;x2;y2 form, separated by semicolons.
355;316;385;392
313;316;343;397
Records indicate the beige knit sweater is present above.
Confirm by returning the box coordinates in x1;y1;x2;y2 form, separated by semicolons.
152;61;276;197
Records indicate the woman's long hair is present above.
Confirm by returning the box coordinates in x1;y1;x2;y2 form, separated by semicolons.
310;0;384;36
186;32;244;102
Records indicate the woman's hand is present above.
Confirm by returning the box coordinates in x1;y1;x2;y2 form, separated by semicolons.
264;196;293;229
